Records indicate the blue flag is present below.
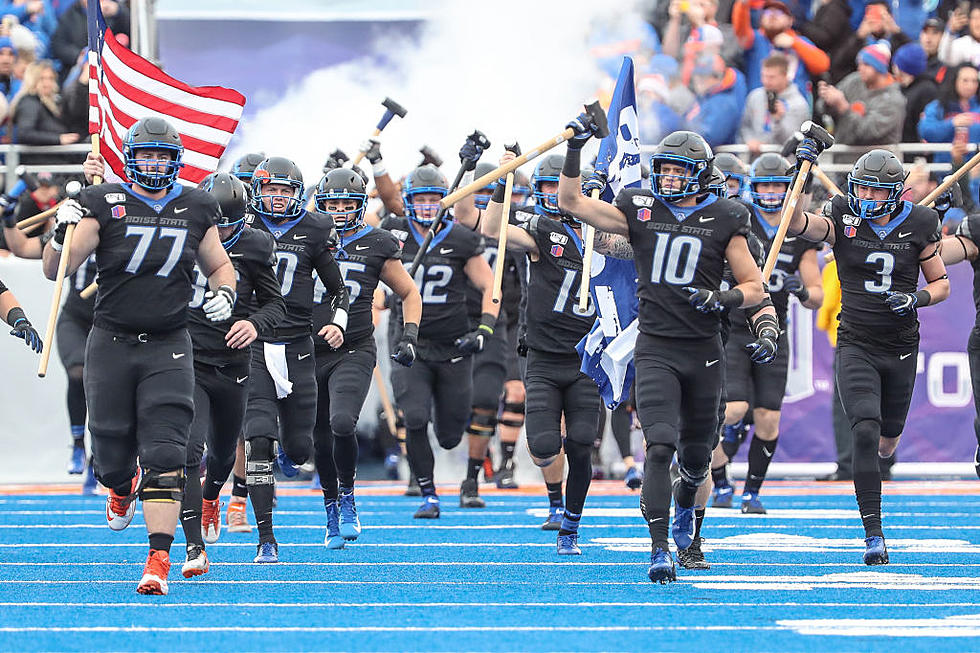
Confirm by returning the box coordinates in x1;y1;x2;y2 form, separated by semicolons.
576;57;642;409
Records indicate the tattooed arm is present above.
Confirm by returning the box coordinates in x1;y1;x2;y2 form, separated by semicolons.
593;231;634;260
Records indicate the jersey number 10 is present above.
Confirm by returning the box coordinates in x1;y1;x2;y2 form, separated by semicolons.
649;233;701;285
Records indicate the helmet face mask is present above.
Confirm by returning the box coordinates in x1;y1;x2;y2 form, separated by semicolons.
315;169;367;236
650;131;713;202
706;166;728;198
846;149;906;220
123;117;183;191
251;157;305;221
714;152;748;199
473;162;497;210
531;154;563;216
402;164;448;227
200;172;247;248
748;153;792;212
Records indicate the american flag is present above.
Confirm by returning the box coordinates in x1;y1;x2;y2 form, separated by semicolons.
86;0;245;185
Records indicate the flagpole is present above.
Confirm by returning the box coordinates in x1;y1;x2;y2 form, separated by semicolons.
577;191;600;312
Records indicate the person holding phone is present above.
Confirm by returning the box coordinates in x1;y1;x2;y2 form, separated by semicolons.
739;53;811;156
940;2;980;67
829;1;911;83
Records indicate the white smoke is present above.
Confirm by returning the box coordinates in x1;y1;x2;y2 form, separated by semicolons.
232;0;642;183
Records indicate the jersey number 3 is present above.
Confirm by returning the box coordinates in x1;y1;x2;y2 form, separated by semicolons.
864;252;894;293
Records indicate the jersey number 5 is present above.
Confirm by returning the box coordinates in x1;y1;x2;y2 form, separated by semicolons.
314;261;365;305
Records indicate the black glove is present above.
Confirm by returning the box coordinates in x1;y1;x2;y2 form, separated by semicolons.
934;181;963;216
458;139;485;172
781;274;809;302
0;194;17;227
9;316;42;353
391;323;418;367
566;112;598;150
455;313;495;354
746;328;778;364
684;287;742;313
884;290;927;316
582;169;607;196
361;139;383;165
795;137;820;165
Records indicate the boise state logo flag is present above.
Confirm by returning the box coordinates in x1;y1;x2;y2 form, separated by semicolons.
551;244;564;257
111;205;126;219
844;225;857;238
637;207;651;222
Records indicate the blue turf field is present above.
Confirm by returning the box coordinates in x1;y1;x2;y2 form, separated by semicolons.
1;482;979;652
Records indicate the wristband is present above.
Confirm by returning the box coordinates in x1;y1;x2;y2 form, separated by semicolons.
218;284;237;306
717;288;744;310
331;307;348;333
913;289;932;307
6;306;26;327
461;170;475;187
402;322;419;342
50;236;63;252
372;160;387;178
751;312;779;339
795;285;810;303
479;311;496;334
562;147;581;178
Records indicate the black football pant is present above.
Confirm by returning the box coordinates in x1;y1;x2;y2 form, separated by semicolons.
968;328;980;456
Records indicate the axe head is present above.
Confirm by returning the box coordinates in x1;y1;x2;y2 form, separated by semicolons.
781;131;803;158
382;96;408;119
800;120;834;150
329;148;349;164
504;142;522;157
584;100;610;139
467;129;491;150
419;145;443;168
65;180;82;198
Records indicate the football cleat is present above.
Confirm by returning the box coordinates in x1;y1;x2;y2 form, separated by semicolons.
136;549;170;595
181;544;209;578
324;501;345;550
459;478;485;508
557;533;581;555
384;452;400;480
338;490;361;540
81;462;98;496
106;470;141;531
414;495;440;519
671;505;696;551
864;536;889;565
677;537;710;570
68;444;85;475
201;497;222;544
624;465;643;490
541;505;563;531
225;500;252;533
276;447;299;478
647;547;677;584
711;484;734;508
740;492;767;515
495;459;518;489
254;541;279;563
482;454;495;483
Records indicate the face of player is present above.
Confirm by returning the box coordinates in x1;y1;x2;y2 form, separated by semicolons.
323;197;361;230
656;162;691;194
217;224;238;241
260;182;298;216
854;184;891;203
131;148;174;176
411;191;442;225
726;177;742;197
754;181;788;212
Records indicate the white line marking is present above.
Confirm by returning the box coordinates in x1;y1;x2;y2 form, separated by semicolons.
0;625;782;632
3;601;979;608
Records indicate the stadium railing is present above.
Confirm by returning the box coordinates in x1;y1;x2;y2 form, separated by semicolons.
0;143;92;188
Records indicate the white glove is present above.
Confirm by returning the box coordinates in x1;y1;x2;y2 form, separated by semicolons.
203;285;236;322
51;199;85;250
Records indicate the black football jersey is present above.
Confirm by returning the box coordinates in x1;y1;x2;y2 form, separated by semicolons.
955;214;980;329
382;216;483;360
252;210;347;342
188;227;285;362
616;189;750;339
465;210;524;325
313;225;400;348
62;253;97;324
81;183;218;333
519;211;596;355
829;195;940;350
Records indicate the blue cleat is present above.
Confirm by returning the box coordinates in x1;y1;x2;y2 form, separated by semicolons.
740;491;767;514
711;484;734;508
647;547;677;584
324;501;344;550
276;448;299;478
68;444;85;475
557;533;581;555
413;495;440;519
624;465;643;490
82;461;98;496
722;419;749;449
541;505;563;531
864;536;889;565
672;505;696;550
338;490;361;540
254;541;279;563
384;452;400;480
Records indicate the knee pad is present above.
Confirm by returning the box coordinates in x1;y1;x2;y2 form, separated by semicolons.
643;422;676;449
645;443;675;469
138;467;185;503
67;365;84;382
465;410;497;437
245;437;276;486
330;412;359;440
499;401;526;428
677;458;710;488
434;430;463;451
852;419;880;454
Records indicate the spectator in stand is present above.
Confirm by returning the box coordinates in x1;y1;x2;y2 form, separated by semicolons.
921;18;948;81
940;3;980;67
636;55;692;145
685;53;743;147
10;59;80;163
732;0;830;100
0;37;21;101
830;1;912;84
918;63;980;162
661;0;743;73
1;1;57;59
59;46;86;136
892;43;940;145
818;42;906;146
739;53;810;157
798;0;855;82
51;0;128;82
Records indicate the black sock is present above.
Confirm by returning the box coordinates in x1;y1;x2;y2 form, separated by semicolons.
711;465;729;488
148;532;174;554
694;507;706;541
743;436;778;495
334;435;358;489
232;475;247;499
112;481;133;497
563;440;593;515
202;469;224;502
180;466;204;547
546;481;563;508
642;444;674;551
405;426;436;497
249;483;276;544
321;486;339;502
854;470;883;537
500;441;516;464
466;457;484;482
558;510;581;537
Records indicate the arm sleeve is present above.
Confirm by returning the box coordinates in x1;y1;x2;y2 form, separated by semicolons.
789;33;830;75
314;249;350;318
732;0;755;49
917;101;954;142
245;259;286;337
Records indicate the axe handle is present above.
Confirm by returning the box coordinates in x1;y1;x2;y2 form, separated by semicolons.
17;200;64;230
38;223;74;377
763;160;813;281
351;128;383;167
919;149;980;207
812;164;843;197
441;128;576;210
373;365;398;436
578;189;601;311
79;281;98;300
492;172;515;304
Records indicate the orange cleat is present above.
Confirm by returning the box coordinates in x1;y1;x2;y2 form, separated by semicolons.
225;499;252;533
202;498;222;543
106;469;141;532
181;544;209;578
136;549;171;595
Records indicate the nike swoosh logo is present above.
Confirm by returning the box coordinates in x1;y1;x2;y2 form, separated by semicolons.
174;207;188;214
898;232;912;238
450;356;463;363
763;449;774;458
172;353;185;359
439;248;453;254
298;353;311;360
236;376;248;384
229;252;243;258
699;217;714;223
705;359;718;367
784;237;796;242
294;235;307;240
900;353;912;360
355;245;370;250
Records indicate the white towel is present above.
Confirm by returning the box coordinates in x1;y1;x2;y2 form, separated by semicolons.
601;319;638;405
263;343;293;399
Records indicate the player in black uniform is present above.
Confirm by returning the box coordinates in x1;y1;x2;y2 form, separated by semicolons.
789;147;949;565
714;152;749;199
480;150;602;554
42;117;237;595
709;153;824;514
558;123;767;581
244;156;350;563
178;173;285;577
383;163;498;518
311;168;421;548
